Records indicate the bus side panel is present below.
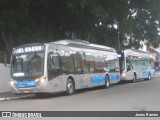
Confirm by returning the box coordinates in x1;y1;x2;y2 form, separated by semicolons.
48;75;66;93
74;73;105;89
109;73;120;84
73;74;92;90
90;73;105;87
124;70;134;80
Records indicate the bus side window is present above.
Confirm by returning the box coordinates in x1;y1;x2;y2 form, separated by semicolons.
74;52;83;73
58;51;74;73
84;53;94;73
94;54;105;73
107;60;119;72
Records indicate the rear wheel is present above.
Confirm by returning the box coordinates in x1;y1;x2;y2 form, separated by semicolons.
66;79;75;95
146;72;151;80
132;74;136;83
105;75;110;88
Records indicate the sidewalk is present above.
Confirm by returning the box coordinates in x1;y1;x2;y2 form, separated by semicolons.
0;92;15;98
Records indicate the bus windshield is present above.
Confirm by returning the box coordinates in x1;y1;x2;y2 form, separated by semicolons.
11;52;45;79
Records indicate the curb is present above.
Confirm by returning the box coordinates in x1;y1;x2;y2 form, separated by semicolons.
0;98;7;101
0;95;34;101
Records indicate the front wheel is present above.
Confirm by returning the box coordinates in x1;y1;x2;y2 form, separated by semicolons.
105;75;110;88
66;79;75;95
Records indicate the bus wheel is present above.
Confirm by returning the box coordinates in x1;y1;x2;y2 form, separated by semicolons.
105;75;110;88
66;79;75;95
132;74;136;83
146;72;151;80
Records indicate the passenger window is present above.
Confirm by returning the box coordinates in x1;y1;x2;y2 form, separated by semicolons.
59;51;74;73
84;53;95;73
74;52;83;73
107;60;119;72
94;54;105;73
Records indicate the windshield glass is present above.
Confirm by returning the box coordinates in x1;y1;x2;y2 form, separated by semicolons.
11;52;45;78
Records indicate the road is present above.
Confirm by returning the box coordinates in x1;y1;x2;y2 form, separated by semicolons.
0;77;160;119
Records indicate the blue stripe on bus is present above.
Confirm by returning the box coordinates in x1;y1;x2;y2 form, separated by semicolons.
91;75;119;84
142;71;156;77
110;75;119;81
15;80;38;88
142;71;149;76
91;75;105;84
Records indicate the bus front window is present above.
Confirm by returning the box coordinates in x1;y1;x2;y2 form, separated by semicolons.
11;52;45;78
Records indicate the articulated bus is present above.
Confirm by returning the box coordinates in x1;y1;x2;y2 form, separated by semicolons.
10;40;120;96
117;49;155;83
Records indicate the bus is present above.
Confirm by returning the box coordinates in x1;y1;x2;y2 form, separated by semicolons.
117;49;155;83
10;40;120;96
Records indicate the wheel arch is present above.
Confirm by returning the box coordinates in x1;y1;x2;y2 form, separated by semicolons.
134;72;137;77
105;74;110;79
67;76;75;88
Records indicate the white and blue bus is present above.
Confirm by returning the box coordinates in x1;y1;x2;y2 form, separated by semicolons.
10;40;120;96
117;49;155;83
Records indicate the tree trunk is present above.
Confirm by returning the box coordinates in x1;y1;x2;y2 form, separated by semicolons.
1;26;13;55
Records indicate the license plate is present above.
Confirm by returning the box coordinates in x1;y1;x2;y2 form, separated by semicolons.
23;90;30;93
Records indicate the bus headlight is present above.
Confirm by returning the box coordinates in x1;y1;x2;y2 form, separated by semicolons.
10;81;15;86
122;71;126;78
35;77;46;85
40;78;46;84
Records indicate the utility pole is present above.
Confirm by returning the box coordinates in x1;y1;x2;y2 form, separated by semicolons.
117;21;120;50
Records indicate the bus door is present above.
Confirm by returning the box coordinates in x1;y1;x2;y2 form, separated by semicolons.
126;58;134;80
107;59;120;84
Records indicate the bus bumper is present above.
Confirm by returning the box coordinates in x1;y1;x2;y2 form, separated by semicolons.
11;83;50;94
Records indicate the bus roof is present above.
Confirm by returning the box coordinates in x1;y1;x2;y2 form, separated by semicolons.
12;39;116;53
123;49;152;58
52;40;116;52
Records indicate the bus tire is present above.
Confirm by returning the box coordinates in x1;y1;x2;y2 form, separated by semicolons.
146;72;151;80
105;75;110;88
132;74;136;83
66;79;75;95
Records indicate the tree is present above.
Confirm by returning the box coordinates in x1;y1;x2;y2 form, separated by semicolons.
0;0;160;53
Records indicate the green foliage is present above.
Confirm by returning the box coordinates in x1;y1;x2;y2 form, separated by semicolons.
0;0;160;54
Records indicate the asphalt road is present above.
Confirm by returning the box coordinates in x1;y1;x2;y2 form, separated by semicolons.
0;77;160;119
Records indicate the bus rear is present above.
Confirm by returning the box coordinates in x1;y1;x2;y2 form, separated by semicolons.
117;49;155;82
